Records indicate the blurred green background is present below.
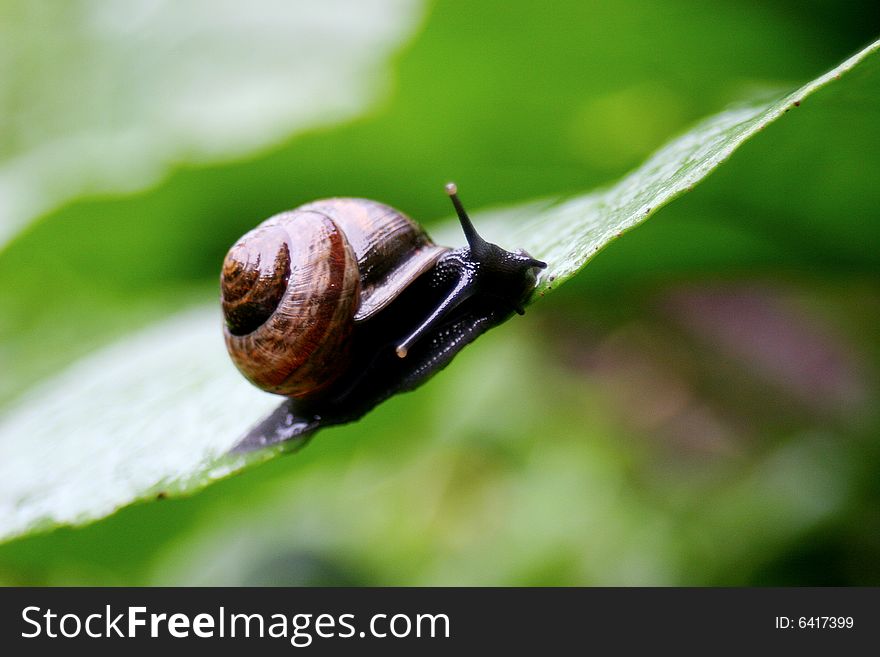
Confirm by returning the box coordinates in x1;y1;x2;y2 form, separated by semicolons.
1;0;878;585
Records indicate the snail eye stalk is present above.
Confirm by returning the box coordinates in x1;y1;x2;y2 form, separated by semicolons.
445;182;490;258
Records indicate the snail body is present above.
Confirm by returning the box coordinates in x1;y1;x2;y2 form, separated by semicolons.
221;184;545;451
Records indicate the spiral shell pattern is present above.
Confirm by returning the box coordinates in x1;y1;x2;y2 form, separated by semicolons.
222;210;360;398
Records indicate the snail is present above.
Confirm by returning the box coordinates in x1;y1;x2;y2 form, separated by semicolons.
221;183;546;451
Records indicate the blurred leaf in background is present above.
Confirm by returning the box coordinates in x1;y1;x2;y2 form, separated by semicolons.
0;0;878;585
0;0;424;246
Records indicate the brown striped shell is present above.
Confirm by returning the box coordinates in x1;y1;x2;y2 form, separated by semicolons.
221;199;448;399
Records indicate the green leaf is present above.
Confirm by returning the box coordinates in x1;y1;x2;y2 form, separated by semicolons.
441;38;880;296
0;0;424;249
0;38;877;543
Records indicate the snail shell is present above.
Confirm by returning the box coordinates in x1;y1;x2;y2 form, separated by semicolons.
221;199;446;398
